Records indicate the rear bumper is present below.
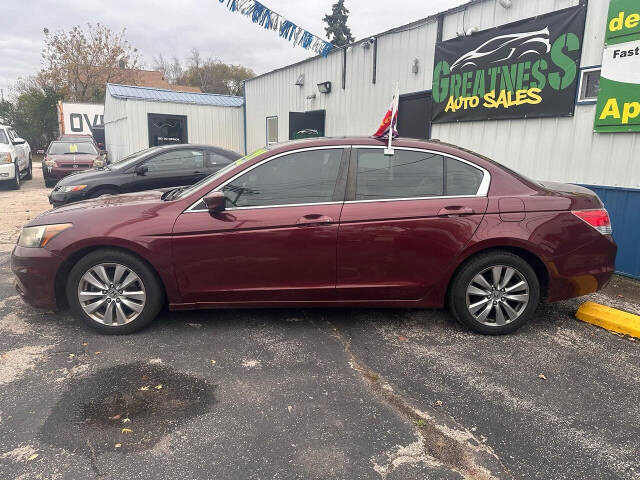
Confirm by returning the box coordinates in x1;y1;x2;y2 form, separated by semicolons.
546;235;617;302
11;245;64;311
0;163;17;180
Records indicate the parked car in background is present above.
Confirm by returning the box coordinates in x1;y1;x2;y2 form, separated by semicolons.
0;124;32;189
12;137;616;335
48;144;242;206
43;140;106;188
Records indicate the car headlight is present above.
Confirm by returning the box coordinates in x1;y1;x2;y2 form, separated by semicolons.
44;159;56;168
58;185;87;193
0;152;12;164
17;223;72;248
93;159;105;168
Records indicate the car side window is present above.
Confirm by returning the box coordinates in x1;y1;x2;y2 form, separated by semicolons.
355;149;444;201
222;149;343;208
446;158;484;196
6;129;16;142
0;129;8;145
143;150;204;172
206;153;233;169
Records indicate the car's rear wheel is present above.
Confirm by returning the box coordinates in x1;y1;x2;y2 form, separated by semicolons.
24;154;32;180
9;161;20;189
448;251;540;335
66;249;164;334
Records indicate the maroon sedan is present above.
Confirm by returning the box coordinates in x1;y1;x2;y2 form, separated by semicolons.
43;140;105;188
12;137;616;335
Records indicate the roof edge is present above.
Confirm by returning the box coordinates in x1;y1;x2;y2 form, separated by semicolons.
106;83;243;100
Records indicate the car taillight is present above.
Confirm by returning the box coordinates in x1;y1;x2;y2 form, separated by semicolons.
572;209;612;235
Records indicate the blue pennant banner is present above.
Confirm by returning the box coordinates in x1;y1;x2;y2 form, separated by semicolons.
219;0;334;57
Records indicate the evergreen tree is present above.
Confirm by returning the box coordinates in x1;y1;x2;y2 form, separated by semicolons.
324;0;355;47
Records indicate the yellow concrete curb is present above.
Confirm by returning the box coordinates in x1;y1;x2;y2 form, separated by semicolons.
576;301;640;339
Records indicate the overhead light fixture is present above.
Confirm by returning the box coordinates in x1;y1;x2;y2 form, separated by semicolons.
412;59;419;75
294;73;304;86
499;0;512;8
317;81;331;94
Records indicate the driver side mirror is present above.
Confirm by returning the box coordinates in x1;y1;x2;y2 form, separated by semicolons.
12;137;26;145
135;164;148;176
203;191;226;213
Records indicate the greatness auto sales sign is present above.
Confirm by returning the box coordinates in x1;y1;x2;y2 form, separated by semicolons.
432;6;587;123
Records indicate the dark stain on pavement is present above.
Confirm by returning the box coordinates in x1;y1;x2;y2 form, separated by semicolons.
40;362;215;455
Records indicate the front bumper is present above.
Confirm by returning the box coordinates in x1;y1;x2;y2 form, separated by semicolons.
49;189;88;207
43;165;92;182
0;162;17;180
11;245;64;311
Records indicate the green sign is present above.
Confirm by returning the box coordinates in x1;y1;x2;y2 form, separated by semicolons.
594;0;640;133
605;0;640;44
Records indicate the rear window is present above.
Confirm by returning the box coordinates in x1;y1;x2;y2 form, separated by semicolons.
48;141;97;155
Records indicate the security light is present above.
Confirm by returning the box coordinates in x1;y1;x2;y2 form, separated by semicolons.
317;82;332;94
295;73;305;86
499;0;512;8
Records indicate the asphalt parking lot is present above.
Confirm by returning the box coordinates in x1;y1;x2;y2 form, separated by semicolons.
1;164;639;480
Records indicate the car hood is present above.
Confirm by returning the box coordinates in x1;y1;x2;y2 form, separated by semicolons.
0;144;12;153
27;190;167;226
55;166;118;185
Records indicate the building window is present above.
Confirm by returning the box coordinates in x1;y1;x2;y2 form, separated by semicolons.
577;68;601;104
266;116;278;145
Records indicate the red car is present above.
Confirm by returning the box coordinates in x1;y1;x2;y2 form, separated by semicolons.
43;139;106;188
12;137;616;335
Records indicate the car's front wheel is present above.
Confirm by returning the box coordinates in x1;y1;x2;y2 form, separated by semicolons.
448;251;540;335
66;249;164;334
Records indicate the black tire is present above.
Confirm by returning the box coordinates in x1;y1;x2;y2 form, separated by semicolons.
90;188;120;199
24;155;33;180
9;161;20;189
44;178;57;188
448;251;540;335
66;249;164;334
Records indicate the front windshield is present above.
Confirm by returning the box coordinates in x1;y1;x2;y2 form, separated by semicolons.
48;141;97;155
0;130;8;145
174;148;268;200
110;147;163;170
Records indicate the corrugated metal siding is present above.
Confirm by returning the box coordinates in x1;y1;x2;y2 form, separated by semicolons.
583;185;640;279
104;93;244;163
107;83;244;107
245;21;439;151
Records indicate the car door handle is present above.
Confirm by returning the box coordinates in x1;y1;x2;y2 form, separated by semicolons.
437;206;475;217
296;214;334;226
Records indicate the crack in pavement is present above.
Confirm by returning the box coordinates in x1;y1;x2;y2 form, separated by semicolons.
320;319;512;480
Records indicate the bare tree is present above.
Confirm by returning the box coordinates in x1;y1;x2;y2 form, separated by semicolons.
41;23;141;102
153;53;183;84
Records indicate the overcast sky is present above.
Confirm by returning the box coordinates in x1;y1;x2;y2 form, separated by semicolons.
1;0;464;95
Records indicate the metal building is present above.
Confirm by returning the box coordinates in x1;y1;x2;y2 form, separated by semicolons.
244;0;640;278
104;83;245;163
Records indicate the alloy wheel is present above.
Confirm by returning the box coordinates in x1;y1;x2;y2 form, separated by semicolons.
465;265;530;326
77;263;147;325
